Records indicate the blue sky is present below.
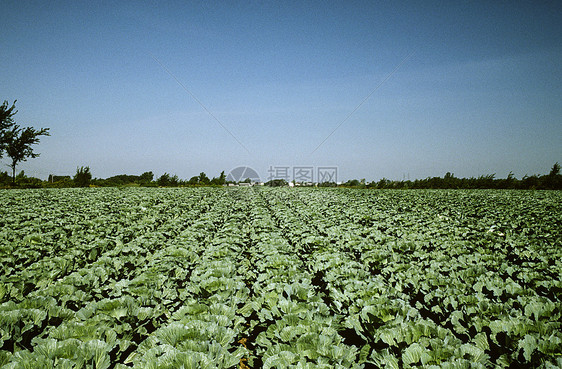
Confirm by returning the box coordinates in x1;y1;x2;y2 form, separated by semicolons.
2;1;561;182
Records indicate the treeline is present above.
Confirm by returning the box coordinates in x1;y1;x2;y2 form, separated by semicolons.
339;163;562;190
0;167;229;188
2;163;561;190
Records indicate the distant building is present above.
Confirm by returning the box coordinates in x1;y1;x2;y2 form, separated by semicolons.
48;174;71;183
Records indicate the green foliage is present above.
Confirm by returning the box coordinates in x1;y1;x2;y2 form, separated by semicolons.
0;170;43;188
157;172;178;187
198;172;210;185
139;171;154;184
549;162;560;176
3;127;50;183
358;163;562;190
0;100;50;183
266;179;288;186
209;171;227;185
0;100;18;158
0;171;10;186
74;166;92;187
91;172;155;187
0;188;561;367
45;175;74;188
344;179;361;187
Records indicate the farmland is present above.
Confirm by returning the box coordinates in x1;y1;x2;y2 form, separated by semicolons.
0;187;561;368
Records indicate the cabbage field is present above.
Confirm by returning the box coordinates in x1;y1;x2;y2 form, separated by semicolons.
1;187;561;368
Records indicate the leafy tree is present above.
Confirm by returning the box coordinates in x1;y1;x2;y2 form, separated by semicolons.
1;100;50;183
74;166;92;187
157;173;171;186
345;179;360;187
211;171;227;185
0;171;10;186
139;171;154;183
4;126;50;183
544;162;562;189
549;162;560;176
0;100;18;156
219;170;226;185
497;171;516;189
13;170;43;188
156;173;181;186
477;174;496;189
377;178;389;189
199;172;210;185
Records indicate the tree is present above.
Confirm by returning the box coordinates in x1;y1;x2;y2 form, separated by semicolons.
211;171;226;185
0;171;10;186
4;126;50;183
544;162;562;190
1;100;50;183
139;171;154;183
377;178;389;189
549;162;560;176
199;172;210;185
0;100;18;158
345;179;360;187
157;173;171;186
74;166;92;187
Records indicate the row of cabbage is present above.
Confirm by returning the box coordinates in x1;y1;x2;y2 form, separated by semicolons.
1;187;561;368
269;189;562;368
1;188;251;368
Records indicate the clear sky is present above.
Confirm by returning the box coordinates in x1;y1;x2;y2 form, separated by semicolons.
2;1;561;182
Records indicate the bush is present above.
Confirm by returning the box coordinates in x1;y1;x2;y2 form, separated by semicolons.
74;166;92;187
